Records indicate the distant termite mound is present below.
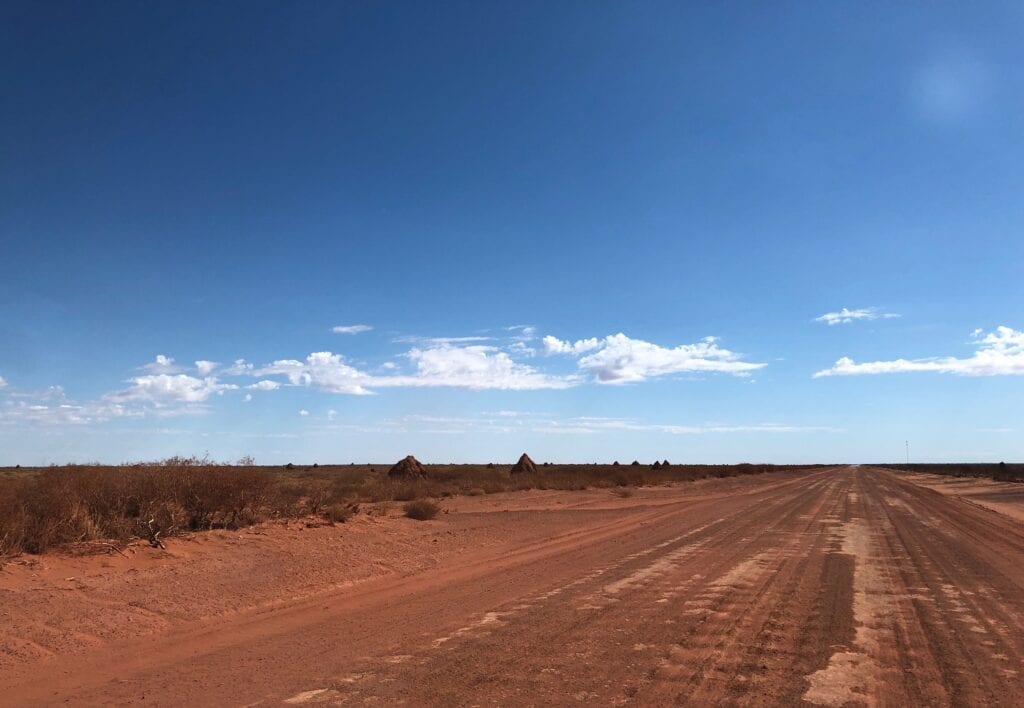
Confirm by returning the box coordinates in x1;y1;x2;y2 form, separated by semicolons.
510;453;538;475
388;455;427;479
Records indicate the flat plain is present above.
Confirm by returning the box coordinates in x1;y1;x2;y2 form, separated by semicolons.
3;466;1024;706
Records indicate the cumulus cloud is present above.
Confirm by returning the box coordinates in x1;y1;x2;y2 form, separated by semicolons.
249;333;764;394
0;375;6;389
815;307;900;326
141;354;185;373
253;352;374;395
397;345;570;390
247;380;281;391
543;335;601;355
249;343;572;394
224;358;254;375
565;333;765;383
106;373;238;404
10;330;771;428
1;357;244;423
298;409;310;417
195;360;219;375
331;324;373;334
814;326;1024;378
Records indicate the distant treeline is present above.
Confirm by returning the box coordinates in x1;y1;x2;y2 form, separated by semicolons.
884;462;1024;482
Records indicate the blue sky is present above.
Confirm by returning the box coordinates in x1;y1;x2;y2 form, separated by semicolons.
1;2;1022;465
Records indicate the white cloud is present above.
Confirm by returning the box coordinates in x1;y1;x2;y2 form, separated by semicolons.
0;386;136;425
141;354;185;373
509;341;537;357
543;335;601;355
815;307;900;326
195;360;219;375
245;333;763;394
244;393;253;402
397;345;571;390
506;325;537;341
253;352;375;395
249;344;571;394
814;326;1024;378
0;376;6;389
332;324;373;335
107;374;238;404
567;333;765;383
247;380;281;391
224;358;254;375
298;409;310;417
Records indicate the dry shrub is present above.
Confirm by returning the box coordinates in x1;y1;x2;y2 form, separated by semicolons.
0;458;283;555
611;487;635;498
323;503;357;524
303;480;333;515
403;500;440;520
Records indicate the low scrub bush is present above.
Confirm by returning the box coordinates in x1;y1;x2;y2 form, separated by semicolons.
0;459;289;555
403;500;440;520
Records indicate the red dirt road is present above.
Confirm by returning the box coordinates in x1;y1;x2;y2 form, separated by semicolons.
4;466;1024;706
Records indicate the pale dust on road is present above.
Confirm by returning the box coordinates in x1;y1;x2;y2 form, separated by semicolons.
3;466;1024;706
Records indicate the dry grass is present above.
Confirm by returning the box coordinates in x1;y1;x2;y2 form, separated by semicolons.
0;459;824;556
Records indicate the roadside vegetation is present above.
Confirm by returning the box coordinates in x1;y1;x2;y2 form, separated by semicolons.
0;458;822;556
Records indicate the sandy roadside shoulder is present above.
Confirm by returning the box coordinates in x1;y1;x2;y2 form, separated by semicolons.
893;470;1024;523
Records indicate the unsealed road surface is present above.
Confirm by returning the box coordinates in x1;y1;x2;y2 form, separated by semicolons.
5;466;1024;706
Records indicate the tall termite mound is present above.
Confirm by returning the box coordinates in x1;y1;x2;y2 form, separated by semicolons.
388;455;427;478
510;453;538;475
